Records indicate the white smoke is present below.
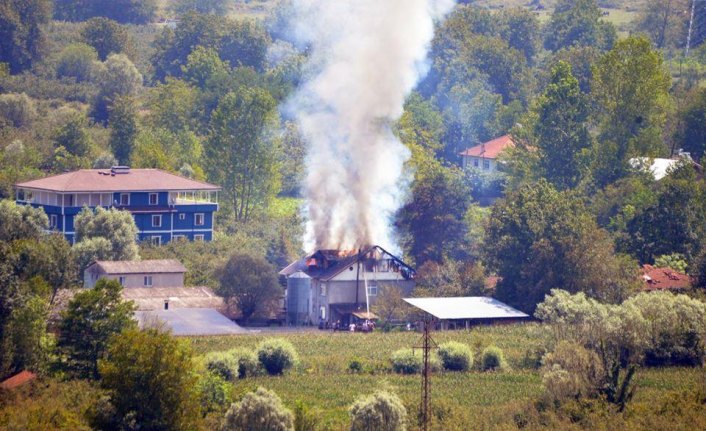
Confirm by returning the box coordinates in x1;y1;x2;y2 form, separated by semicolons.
285;0;455;251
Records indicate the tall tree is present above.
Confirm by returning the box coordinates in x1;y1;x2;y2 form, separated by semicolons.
674;87;706;160
483;180;639;313
636;0;690;49
108;95;138;165
544;0;616;52
58;279;136;379
398;162;471;266
94;327;200;430
216;253;282;322
206;87;280;222
591;36;672;187
531;61;592;190
74;206;140;261
81;17;133;61
0;0;52;73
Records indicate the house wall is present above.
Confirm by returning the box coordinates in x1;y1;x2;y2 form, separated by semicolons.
462;156;496;172
84;268;185;288
17;190;217;245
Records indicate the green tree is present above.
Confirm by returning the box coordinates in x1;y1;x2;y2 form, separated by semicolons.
544;0;616;52
147;78;201;133
108;95;138;165
529;61;592;190
52;111;93;158
278;121;305;197
636;0;690;49
222;387;294;431
206;87;280;221
674;87;706;160
482;180;639;313
92;53;142;123
591;36;672;186
0;0;52;73
218;19;271;72
54;0;156;24
56;43;98;82
171;0;229;15
0;199;47;242
398;162;471;265
181;46;231;90
0;93;37;128
95;327;200;430
58;279;135;378
499;7;540;64
74;206;140;261
72;236;113;274
81;17;133;61
216;253;282;321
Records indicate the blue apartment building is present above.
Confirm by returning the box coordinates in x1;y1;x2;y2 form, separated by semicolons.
15;167;220;244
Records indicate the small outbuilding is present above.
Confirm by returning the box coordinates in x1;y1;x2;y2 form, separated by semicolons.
84;259;187;288
403;297;530;329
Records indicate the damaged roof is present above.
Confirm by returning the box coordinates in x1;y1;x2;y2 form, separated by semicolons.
642;265;691;291
280;245;415;281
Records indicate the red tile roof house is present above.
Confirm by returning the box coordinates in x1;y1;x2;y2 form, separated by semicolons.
641;265;692;291
0;370;36;390
14;167;220;245
459;135;515;172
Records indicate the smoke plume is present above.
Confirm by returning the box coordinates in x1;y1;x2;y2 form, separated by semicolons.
286;0;455;251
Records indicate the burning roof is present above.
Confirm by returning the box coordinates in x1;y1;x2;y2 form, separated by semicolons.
280;245;415;281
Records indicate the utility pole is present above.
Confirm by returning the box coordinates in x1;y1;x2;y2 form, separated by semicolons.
686;0;706;57
414;318;438;431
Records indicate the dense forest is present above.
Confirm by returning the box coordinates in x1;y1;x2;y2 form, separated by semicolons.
1;0;706;430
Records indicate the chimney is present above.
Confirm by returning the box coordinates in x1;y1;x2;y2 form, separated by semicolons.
111;166;131;175
164;299;169;310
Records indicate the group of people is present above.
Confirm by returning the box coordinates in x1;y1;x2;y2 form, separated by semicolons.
319;319;376;332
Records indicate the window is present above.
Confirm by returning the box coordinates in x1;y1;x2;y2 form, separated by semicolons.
149;193;158;205
172;234;185;241
367;282;378;297
194;234;205;241
120;193;129;206
179;213;186;220
119;276;126;286
378;259;390;272
152;214;162;227
483;160;490;170
473;159;479;168
194;213;205;226
150;236;161;246
320;283;326;296
144;276;153;287
320;306;326;320
49;214;58;229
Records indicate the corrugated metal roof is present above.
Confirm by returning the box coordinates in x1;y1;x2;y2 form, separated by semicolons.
403;297;529;320
16;169;220;192
134;308;247;336
92;259;187;274
122;286;223;311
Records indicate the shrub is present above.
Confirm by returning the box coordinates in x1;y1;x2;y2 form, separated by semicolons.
229;348;261;378
0;93;36;128
348;357;364;373
481;346;506;371
56;43;98;82
438;341;473;371
205;351;239;381
390;349;440;374
198;372;232;415
221;387;294;431
293;400;320;431
257;339;299;375
541;341;605;403
349;390;407;431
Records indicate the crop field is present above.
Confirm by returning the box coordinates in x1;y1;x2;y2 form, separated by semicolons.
190;324;706;430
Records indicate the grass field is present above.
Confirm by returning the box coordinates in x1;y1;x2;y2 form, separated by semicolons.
189;324;706;430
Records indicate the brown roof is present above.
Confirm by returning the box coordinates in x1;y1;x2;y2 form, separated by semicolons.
0;370;36;390
459;135;515;159
16;169;220;193
91;259;187;275
642;265;691;290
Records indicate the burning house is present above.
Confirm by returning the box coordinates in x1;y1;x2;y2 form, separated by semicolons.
280;246;415;326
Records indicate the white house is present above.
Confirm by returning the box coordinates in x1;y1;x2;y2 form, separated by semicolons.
84;259;187;288
459;135;515;173
279;246;416;326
